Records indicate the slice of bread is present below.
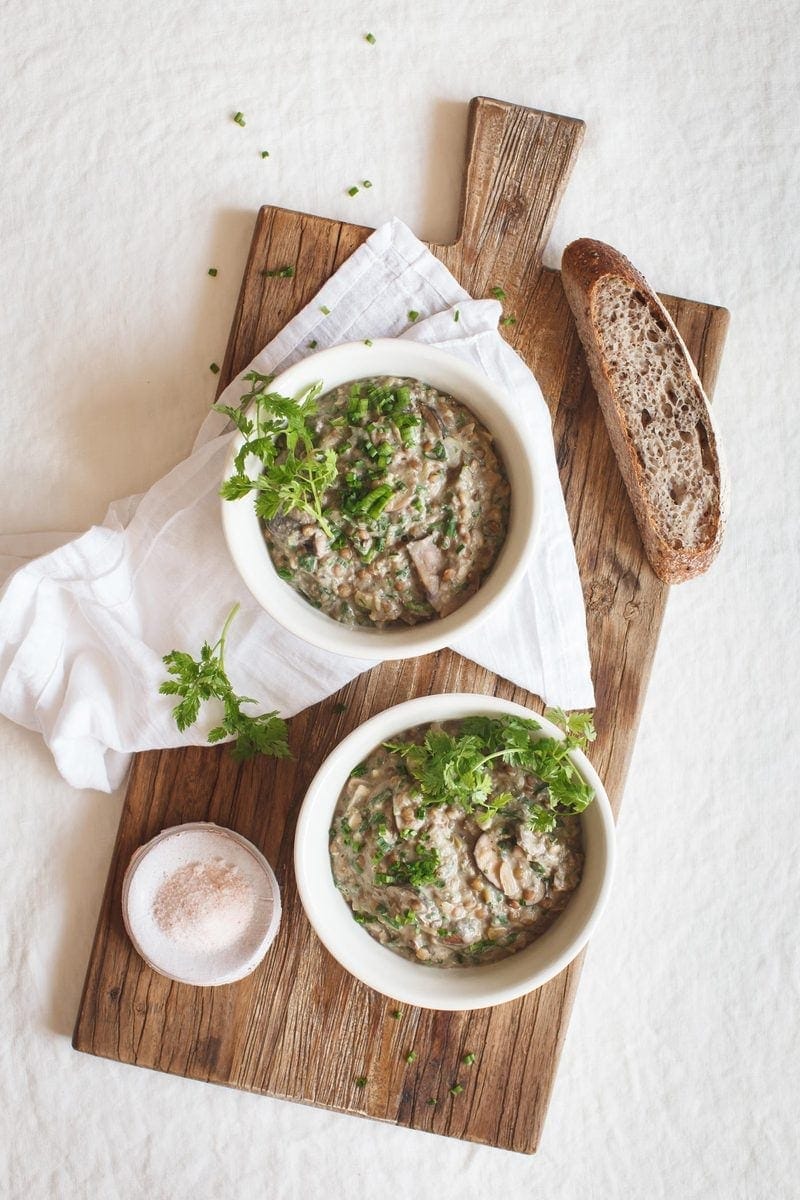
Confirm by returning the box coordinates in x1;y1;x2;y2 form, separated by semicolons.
561;238;729;584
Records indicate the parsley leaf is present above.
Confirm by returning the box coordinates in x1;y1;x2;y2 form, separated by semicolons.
216;378;338;537
160;604;291;761
384;710;596;824
527;804;557;834
373;847;440;888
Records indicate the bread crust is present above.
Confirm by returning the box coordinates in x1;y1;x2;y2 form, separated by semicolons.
561;238;729;584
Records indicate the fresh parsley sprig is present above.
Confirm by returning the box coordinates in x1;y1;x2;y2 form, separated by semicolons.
384;710;596;826
159;603;291;761
216;375;337;536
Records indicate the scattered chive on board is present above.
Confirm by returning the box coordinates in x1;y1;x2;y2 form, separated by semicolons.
407;310;420;323
347;185;360;196
391;1010;403;1020
449;1084;464;1096
354;1076;368;1088
207;267;218;277
261;150;270;158
490;286;506;300
462;1052;476;1066
262;265;294;278
362;179;373;188
453;309;460;322
500;314;517;326
209;363;220;374
364;338;373;347
308;339;318;349
405;1050;417;1064
364;31;376;43
320;305;331;316
233;111;246;126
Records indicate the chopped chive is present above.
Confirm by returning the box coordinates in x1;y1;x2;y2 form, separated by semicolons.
308;339;318;350
364;338;373;347
407;310;420;323
426;1097;438;1107
362;179;373;189
260;150;270;158
500;314;517;326
262;265;295;278
320;305;331;316
233;111;246;126
333;702;348;713
405;1050;417;1064
347;185;360;197
364;32;376;44
207;267;218;277
391;1009;403;1020
449;1083;464;1096
462;1052;476;1066
354;1075;368;1088
490;286;506;301
453;309;460;322
209;362;220;374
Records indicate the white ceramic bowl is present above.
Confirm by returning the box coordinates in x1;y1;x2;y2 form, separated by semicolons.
220;339;542;659
294;694;615;1011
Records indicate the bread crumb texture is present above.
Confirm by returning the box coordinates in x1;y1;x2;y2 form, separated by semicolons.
592;277;719;553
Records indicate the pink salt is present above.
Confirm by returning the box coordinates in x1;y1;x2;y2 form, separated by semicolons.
152;857;255;952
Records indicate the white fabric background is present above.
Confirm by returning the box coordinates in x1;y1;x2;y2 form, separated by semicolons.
1;1;797;1197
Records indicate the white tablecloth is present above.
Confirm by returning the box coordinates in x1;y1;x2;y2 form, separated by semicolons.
1;2;796;1197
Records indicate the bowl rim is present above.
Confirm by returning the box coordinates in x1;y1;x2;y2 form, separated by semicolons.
219;338;543;660
294;693;615;1011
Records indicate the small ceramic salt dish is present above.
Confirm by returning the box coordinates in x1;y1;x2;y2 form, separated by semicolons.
122;822;281;986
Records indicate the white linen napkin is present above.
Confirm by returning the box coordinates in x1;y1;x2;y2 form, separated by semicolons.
0;218;594;792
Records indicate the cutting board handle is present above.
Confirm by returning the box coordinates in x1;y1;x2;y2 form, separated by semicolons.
440;96;585;288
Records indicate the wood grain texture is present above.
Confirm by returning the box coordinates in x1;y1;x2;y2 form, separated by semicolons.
73;97;729;1153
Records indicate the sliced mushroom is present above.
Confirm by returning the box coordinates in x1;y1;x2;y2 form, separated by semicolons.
499;857;524;899
265;514;298;539
345;780;370;804
407;535;445;607
420;402;449;438
384;477;415;512
474;833;521;899
441;436;463;469
474;831;548;901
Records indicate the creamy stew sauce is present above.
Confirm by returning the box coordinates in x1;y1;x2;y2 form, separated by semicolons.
329;721;584;968
264;376;510;627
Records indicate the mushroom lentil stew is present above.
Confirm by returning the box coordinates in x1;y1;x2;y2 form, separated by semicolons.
263;375;510;627
329;715;594;968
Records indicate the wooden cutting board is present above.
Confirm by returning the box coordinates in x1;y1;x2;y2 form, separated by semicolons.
73;97;729;1154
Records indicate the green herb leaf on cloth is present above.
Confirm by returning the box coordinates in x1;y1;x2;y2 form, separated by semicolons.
160;604;291;761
